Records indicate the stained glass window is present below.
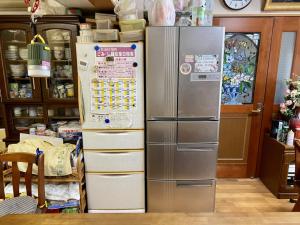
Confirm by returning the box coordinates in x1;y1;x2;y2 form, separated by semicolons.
222;33;260;105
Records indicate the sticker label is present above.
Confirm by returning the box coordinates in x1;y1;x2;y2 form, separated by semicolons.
194;55;219;73
79;60;88;71
180;63;192;75
185;55;195;63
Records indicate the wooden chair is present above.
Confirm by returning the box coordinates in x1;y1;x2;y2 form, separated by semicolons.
0;152;45;213
293;140;300;211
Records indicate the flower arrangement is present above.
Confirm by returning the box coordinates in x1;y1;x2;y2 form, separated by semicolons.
280;77;300;120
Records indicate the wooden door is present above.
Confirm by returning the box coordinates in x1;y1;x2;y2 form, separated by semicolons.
213;18;274;178
258;18;300;176
0;23;42;103
36;23;78;104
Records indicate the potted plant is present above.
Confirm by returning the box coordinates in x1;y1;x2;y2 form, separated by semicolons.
280;76;300;132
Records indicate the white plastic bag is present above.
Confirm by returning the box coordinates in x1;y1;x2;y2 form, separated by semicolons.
148;0;175;26
114;0;138;20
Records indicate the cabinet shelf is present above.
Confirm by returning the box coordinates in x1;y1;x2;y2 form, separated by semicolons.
51;77;73;81
13;116;44;120
8;77;30;81
6;59;27;63
52;59;72;63
49;40;70;44
48;116;80;120
4;41;26;45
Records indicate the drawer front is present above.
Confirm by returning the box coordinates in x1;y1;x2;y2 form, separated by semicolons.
83;130;144;149
86;173;145;210
147;179;215;212
84;151;144;172
147;121;177;144
178;121;219;144
147;144;217;180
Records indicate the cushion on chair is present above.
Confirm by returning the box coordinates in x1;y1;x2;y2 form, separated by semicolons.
0;196;37;216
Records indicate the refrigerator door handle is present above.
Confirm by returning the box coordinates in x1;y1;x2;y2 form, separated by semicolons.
95;131;130;135
177;116;218;121
177;143;218;151
176;181;213;188
177;147;215;152
93;151;131;155
148;117;177;121
90;173;134;177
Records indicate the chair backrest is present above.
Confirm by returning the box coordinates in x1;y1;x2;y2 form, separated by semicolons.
294;140;300;185
0;152;45;207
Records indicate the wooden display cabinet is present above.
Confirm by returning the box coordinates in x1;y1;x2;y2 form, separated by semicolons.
0;15;81;145
260;134;298;199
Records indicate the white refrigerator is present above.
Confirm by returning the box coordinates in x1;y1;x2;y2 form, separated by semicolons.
76;42;145;213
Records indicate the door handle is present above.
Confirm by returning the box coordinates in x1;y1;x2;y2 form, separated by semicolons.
177;183;213;188
149;117;177;121
252;103;263;114
177;116;218;121
176;180;213;188
252;109;261;113
177;147;215;152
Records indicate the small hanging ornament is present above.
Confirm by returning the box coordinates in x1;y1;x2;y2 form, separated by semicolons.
24;0;40;13
24;0;42;24
27;34;51;77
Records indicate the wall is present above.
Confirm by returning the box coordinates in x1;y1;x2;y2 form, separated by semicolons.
214;0;300;16
0;0;66;15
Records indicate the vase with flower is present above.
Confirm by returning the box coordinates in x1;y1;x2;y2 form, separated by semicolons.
279;76;300;139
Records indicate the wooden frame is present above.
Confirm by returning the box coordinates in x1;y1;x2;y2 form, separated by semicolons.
257;17;300;177
265;0;300;11
213;17;274;178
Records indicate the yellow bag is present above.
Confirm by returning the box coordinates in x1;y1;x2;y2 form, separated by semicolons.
7;139;75;176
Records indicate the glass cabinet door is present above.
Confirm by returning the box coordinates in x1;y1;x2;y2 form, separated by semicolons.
8;105;45;139
0;24;41;102
37;24;78;103
47;105;80;141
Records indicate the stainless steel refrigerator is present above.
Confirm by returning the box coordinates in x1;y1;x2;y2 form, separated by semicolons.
146;26;225;212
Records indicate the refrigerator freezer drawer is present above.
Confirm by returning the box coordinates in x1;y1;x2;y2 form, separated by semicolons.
147;144;218;180
147;179;215;212
84;151;144;172
177;121;219;143
86;173;145;210
83;130;144;149
147;121;177;144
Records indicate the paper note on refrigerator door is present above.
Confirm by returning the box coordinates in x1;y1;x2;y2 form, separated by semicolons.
194;55;219;73
95;47;136;79
91;47;137;114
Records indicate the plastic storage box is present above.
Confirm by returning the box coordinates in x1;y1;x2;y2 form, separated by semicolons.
95;13;117;22
93;29;119;42
119;30;144;43
96;19;113;29
119;19;146;32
